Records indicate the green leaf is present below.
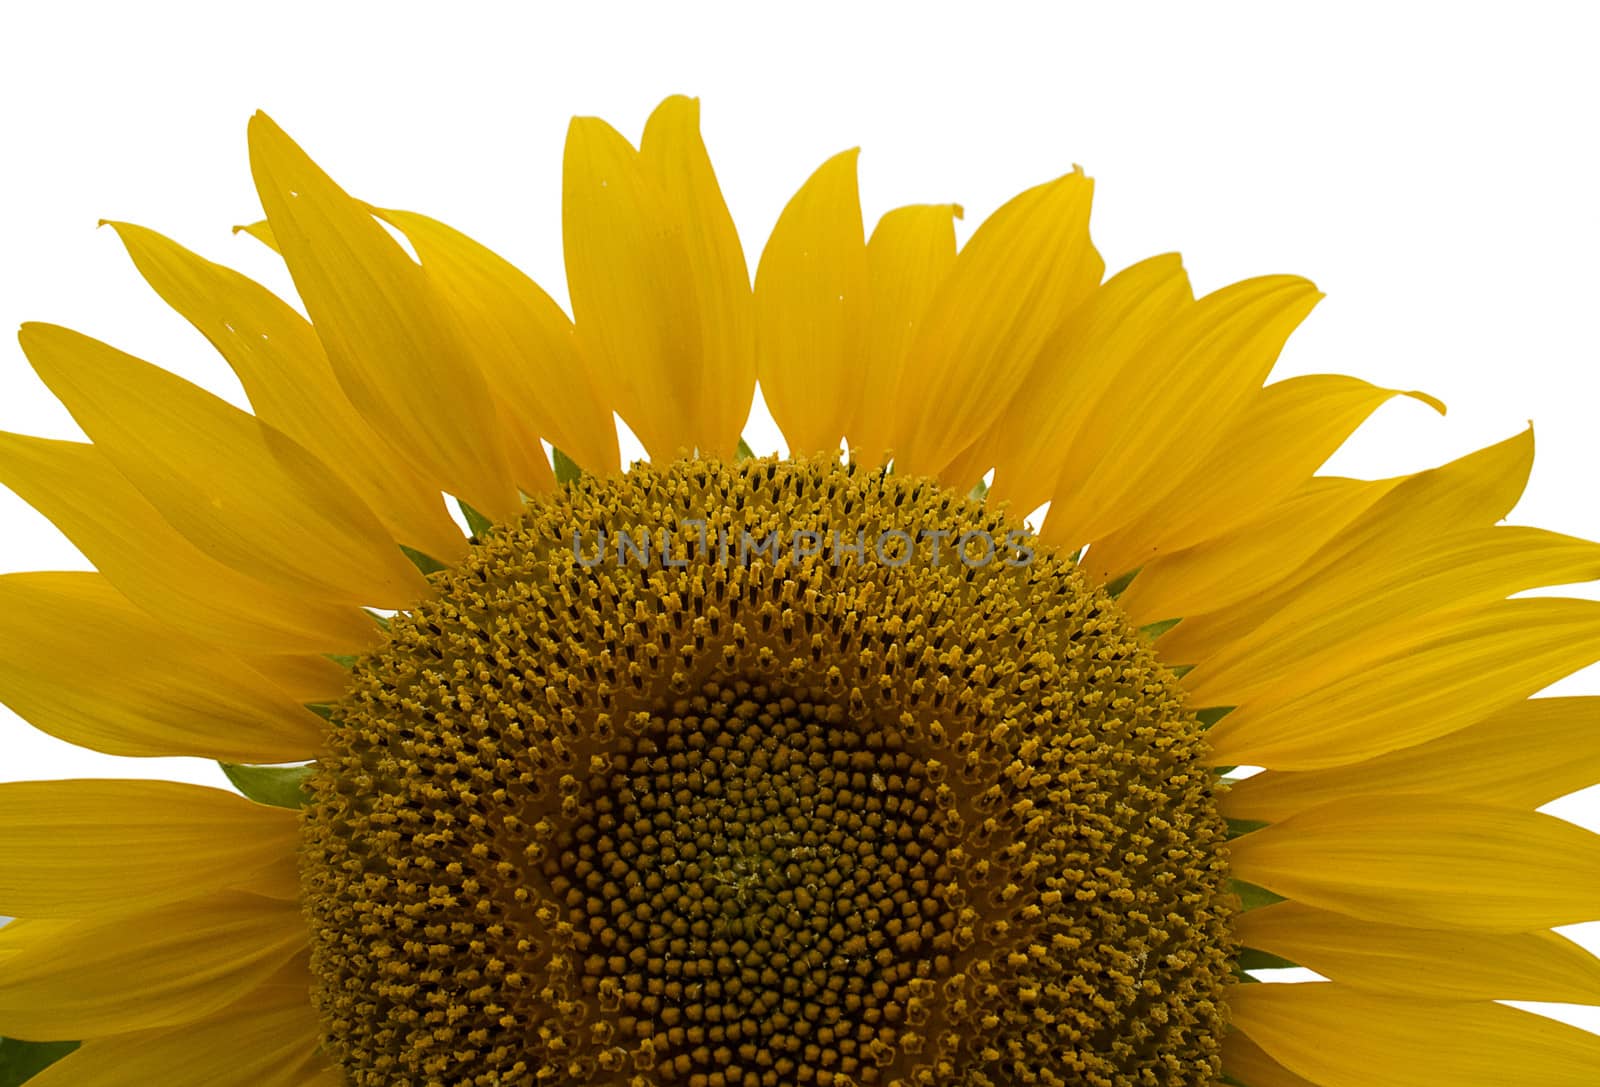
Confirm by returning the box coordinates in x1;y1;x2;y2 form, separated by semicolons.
457;499;494;539
1237;946;1300;972
1140;616;1181;640
0;1037;79;1086
1230;879;1286;912
1103;566;1141;597
551;447;582;485
219;762;315;810
399;544;448;575
735;438;756;462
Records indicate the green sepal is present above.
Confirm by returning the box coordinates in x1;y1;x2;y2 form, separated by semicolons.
967;477;990;501
1140;616;1181;640
364;608;391;631
0;1038;79;1085
219;762;315;810
552;447;582;485
1227;817;1269;839
735;438;756;462
1237;947;1299;972
1195;706;1234;729
1230;879;1286;912
305;703;335;721
1103;567;1141;597
1220;1074;1249;1086
399;544;448;575
457;500;494;539
325;653;359;670
1169;663;1194;679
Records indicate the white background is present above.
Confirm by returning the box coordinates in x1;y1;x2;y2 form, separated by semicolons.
1;0;1596;1033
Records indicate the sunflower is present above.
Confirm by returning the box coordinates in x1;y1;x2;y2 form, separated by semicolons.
1;94;1598;1087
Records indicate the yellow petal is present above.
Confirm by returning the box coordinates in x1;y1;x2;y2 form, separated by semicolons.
29;997;320;1087
0;920;71;965
0;778;299;918
374;208;619;478
1231;984;1600;1087
233;218;279;251
892;170;1103;478
1042;276;1321;547
0;893;303;1039
754;149;867;457
0;572;323;763
1152;427;1536;660
20;323;427;608
1221;1033;1320;1087
1206;598;1600;770
1230;796;1600;931
0;432;376;654
248;112;520;522
1082;374;1443;582
1239;901;1600;1003
1187;525;1600;707
1119;475;1399;624
103;221;467;560
1225;697;1600;821
640;95;756;458
245;650;349;703
563;115;702;460
852;203;960;466
986;254;1193;515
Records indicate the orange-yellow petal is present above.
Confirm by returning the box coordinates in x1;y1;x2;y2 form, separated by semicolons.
1041;275;1321;548
640;95;755;458
1205;598;1600;771
248;112;520;522
0;572;323;763
0;432;376;654
1119;475;1399;625
852;203;960;465
1231;984;1600;1087
1187;525;1600;707
0;893;303;1040
893;170;1103;479
1224;696;1600;821
1082;374;1442;582
563;115;702;460
103;221;467;560
1238;900;1600;1003
0;779;299;918
754;149;867;457
1221;1033;1320;1087
1152;427;1535;659
29;997;320;1087
19;323;427;608
1230;796;1600;931
245;650;349;704
374;208;619;478
986;254;1193;516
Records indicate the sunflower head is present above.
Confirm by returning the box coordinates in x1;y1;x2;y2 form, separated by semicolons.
2;94;1599;1087
302;456;1234;1086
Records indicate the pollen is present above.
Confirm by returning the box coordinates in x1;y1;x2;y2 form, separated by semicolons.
301;457;1235;1087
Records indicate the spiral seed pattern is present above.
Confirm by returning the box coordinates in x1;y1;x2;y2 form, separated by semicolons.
302;457;1234;1087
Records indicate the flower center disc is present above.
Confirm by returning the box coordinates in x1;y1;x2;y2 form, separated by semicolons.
303;458;1235;1087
